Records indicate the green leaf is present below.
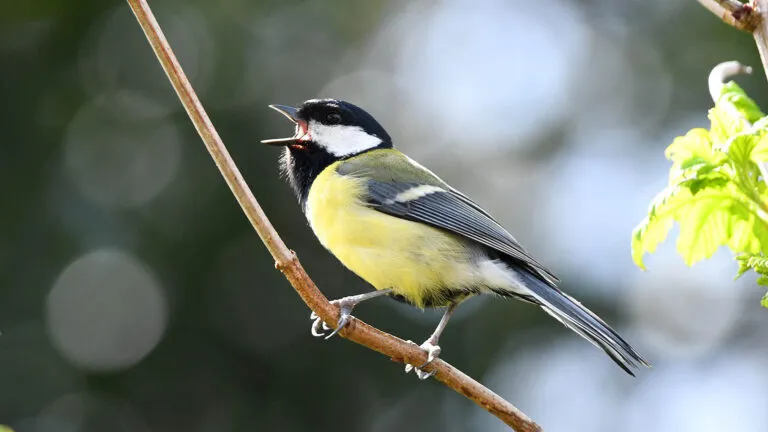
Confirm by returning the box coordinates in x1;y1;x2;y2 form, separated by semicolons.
727;133;758;168
727;133;761;190
681;176;729;195
727;206;768;254
0;426;13;432
710;82;764;146
762;292;768;308
750;115;768;133
632;183;768;269
664;128;729;185
735;255;751;279
632;214;674;270
675;195;732;265
720;81;764;124
735;254;768;274
665;128;714;165
632;186;681;269
694;162;726;178
679;157;711;171
751;134;768;163
709;104;751;145
632;185;718;268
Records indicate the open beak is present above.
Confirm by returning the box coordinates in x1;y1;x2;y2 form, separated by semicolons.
261;104;310;146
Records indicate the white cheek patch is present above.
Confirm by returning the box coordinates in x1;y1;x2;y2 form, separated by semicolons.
310;121;383;157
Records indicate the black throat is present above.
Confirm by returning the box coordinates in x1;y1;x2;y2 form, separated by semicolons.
282;145;336;210
281;143;388;210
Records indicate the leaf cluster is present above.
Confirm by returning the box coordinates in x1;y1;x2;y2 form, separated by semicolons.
632;81;768;305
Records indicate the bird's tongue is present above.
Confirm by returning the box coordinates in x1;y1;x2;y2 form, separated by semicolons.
295;120;310;142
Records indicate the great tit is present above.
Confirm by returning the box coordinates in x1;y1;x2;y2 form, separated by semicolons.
262;99;649;379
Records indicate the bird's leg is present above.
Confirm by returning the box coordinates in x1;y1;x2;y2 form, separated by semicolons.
310;288;393;339
405;302;460;380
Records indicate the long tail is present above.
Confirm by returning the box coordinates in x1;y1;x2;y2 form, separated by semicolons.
515;269;650;376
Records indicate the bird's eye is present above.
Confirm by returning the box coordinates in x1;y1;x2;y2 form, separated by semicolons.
326;112;342;124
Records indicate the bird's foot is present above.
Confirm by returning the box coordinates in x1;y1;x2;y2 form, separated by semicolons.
310;311;332;337
309;298;356;340
404;339;441;380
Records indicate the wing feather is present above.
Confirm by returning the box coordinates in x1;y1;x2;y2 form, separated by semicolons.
336;150;558;285
365;179;559;285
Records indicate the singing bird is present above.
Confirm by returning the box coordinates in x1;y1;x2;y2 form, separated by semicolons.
262;99;649;378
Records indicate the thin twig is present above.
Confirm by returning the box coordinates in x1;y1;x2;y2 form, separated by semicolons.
125;0;541;430
713;0;749;12
697;0;757;31
752;0;768;79
707;60;753;101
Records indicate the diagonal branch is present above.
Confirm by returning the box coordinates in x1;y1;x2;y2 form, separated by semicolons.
752;0;768;81
125;0;541;430
697;0;757;31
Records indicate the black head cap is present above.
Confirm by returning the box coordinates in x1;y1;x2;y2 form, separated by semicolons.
297;99;392;145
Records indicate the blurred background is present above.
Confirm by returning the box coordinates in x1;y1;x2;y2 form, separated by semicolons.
3;0;768;431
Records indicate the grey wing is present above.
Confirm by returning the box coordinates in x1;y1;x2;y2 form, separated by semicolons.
365;179;559;286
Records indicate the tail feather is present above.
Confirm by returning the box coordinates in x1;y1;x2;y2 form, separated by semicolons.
515;269;650;375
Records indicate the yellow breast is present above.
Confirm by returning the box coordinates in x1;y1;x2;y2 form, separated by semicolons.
305;161;477;308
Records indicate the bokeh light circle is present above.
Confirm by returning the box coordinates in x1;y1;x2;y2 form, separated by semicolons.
46;249;168;372
63;92;182;208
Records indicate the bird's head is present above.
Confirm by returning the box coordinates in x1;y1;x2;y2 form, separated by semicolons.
262;99;393;158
